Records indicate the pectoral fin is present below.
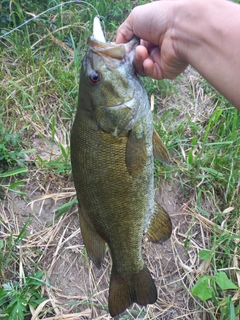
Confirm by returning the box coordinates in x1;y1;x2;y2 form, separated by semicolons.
78;205;106;269
125;130;147;177
146;201;172;243
152;130;170;164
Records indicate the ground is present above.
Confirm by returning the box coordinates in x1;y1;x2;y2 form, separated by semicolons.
1;68;230;320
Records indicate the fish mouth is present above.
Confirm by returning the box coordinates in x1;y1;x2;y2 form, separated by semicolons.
88;37;139;62
88;16;139;61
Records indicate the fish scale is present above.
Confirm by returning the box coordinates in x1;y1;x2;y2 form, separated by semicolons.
71;23;172;317
73;113;151;231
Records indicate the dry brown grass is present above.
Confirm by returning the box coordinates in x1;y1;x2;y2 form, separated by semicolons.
0;176;220;319
0;70;227;319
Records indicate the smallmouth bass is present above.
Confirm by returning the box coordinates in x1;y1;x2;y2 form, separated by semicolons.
70;17;172;317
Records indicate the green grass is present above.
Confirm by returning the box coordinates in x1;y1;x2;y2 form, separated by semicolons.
153;86;240;318
0;0;239;319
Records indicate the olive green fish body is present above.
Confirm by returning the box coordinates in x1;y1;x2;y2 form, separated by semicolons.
71;36;172;317
72;108;153;268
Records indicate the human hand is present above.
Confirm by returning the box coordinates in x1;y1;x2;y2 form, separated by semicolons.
116;2;188;80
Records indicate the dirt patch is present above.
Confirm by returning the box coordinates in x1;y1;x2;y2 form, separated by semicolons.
0;70;215;319
1;172;209;319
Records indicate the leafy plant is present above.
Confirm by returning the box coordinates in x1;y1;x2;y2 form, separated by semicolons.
0;216;48;319
0;217;30;276
191;250;239;319
0;129;26;171
0;270;47;320
192;272;238;300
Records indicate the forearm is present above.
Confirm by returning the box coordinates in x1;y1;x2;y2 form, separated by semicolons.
174;0;240;110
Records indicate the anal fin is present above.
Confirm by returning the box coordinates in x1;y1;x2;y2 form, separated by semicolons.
78;205;105;269
146;201;172;243
153;130;170;164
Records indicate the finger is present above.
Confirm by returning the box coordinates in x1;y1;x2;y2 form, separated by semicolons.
116;15;135;43
140;39;158;51
143;47;163;80
116;3;163;45
143;58;163;80
134;45;149;76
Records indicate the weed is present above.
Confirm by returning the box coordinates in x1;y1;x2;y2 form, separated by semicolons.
0;212;48;319
0;124;26;172
0;270;47;320
0;216;30;278
192;265;239;319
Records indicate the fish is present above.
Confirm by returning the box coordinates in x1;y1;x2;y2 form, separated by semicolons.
70;16;172;317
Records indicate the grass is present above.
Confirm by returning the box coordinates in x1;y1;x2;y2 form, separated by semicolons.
0;0;239;319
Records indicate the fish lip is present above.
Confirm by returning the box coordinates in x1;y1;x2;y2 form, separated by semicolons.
88;36;117;49
124;36;140;55
88;36;139;61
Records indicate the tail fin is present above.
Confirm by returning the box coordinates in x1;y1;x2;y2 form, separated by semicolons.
108;266;157;317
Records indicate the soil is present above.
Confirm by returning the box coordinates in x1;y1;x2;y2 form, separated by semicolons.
0;69;214;319
2;173;206;320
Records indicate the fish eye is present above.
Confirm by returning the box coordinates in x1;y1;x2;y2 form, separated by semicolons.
89;70;101;85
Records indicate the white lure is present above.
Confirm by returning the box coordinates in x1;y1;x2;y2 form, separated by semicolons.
93;16;106;43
